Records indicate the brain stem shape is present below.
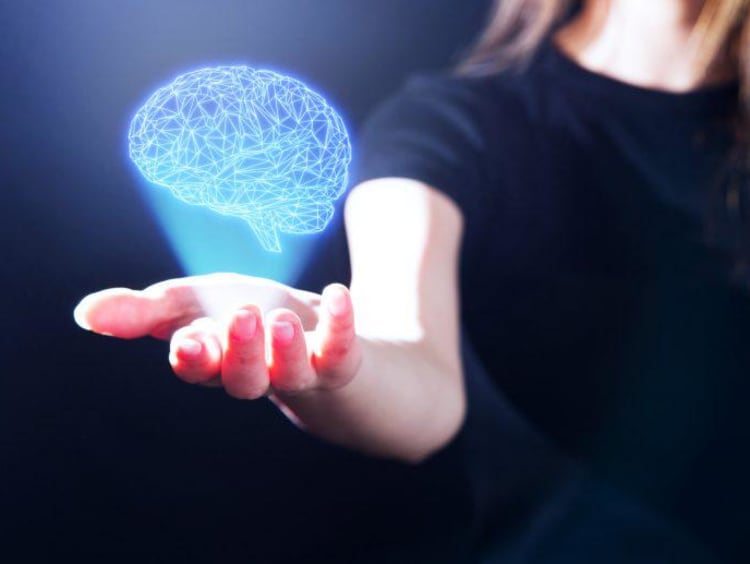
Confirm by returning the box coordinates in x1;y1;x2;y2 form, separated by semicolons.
128;66;351;252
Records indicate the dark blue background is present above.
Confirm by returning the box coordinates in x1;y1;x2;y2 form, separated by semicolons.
0;1;490;561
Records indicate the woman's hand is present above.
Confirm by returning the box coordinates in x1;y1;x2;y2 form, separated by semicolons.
73;180;466;462
74;273;362;400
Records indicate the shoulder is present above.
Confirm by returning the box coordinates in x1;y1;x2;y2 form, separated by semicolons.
353;67;541;220
372;68;528;112
361;71;499;140
389;71;500;109
358;67;540;152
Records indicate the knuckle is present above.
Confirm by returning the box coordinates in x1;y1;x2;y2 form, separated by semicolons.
314;365;352;389
330;316;355;335
272;373;315;394
322;334;355;359
321;343;350;363
232;348;265;366
225;383;267;400
315;344;361;388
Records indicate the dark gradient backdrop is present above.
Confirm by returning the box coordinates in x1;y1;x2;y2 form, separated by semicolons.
0;1;490;562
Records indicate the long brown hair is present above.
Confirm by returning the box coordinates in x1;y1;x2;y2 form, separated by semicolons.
460;0;750;278
460;0;749;85
459;0;574;74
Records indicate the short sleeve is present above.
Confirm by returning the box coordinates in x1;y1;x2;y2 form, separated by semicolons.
353;74;492;221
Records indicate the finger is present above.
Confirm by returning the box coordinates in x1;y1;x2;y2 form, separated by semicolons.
169;318;223;384
74;284;204;340
221;306;269;400
267;309;316;394
312;284;361;389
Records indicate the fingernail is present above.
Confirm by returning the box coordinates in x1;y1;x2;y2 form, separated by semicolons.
272;320;295;345
231;309;257;341
73;298;92;331
177;338;203;359
325;286;349;317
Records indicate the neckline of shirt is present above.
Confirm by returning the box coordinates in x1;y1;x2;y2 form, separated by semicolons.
535;37;739;116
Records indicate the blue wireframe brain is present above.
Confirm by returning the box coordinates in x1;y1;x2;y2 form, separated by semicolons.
128;66;351;252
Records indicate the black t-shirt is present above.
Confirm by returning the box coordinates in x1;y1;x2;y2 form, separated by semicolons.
355;41;747;561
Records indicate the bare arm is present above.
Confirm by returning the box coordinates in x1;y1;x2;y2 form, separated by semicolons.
280;178;466;462
74;177;465;463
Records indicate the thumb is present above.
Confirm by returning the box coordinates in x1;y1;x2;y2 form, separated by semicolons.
74;286;198;340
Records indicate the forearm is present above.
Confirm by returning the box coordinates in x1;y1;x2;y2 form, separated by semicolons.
279;181;467;463
275;336;465;464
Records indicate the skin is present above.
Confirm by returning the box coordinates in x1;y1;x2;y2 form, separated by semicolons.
75;0;730;463
76;180;465;464
556;0;736;91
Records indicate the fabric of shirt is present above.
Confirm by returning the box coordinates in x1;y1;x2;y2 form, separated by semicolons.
354;39;748;563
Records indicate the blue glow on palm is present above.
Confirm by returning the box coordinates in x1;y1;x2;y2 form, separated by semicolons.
128;66;351;252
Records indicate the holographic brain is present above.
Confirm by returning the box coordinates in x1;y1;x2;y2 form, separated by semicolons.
128;66;351;252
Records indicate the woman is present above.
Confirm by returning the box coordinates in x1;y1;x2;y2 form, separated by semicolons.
75;0;748;560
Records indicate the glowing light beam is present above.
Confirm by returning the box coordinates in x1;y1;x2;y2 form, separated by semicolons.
128;66;352;253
